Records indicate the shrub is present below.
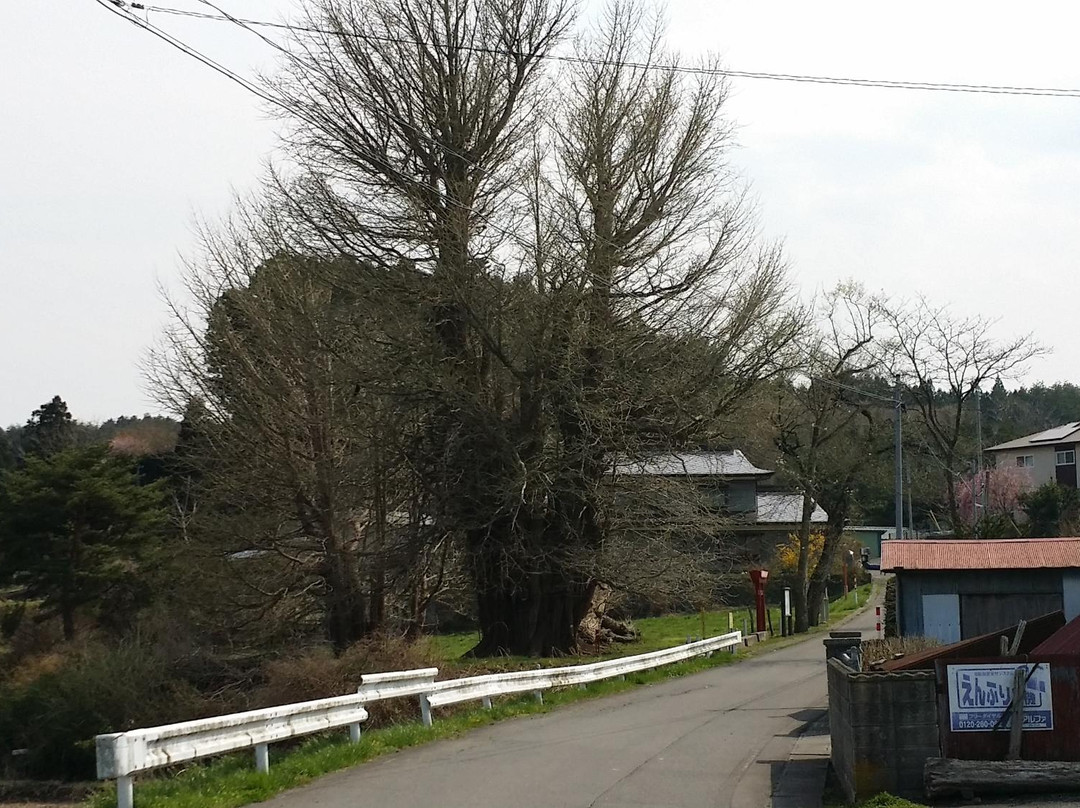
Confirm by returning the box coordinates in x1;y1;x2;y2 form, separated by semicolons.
0;639;210;780
254;636;447;728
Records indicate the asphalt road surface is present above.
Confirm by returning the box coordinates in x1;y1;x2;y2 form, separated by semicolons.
255;600;879;808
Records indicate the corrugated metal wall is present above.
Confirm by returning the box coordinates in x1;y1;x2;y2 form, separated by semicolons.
937;655;1080;761
899;570;1065;638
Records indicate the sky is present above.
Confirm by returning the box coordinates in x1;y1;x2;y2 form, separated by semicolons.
3;1;1080;427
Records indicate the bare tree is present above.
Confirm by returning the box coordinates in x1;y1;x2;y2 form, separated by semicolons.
886;298;1047;532
149;209;456;651
773;285;887;631
447;2;805;654
153;0;804;657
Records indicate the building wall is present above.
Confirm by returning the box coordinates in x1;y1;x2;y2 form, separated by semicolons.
726;479;757;514
828;658;939;802
1031;445;1058;487
1064;571;1080;621
897;569;1066;638
846;529;887;558
990;444;1063;487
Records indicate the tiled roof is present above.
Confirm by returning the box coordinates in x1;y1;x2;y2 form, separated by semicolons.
755;492;828;524
881;538;1080;571
987;422;1080;452
614;450;773;478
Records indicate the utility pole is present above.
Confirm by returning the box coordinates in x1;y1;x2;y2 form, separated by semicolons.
975;386;987;537
894;376;904;540
906;460;915;539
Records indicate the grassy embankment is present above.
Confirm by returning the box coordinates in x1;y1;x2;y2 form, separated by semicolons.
86;582;873;808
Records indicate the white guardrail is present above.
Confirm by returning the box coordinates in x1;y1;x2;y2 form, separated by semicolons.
96;632;741;806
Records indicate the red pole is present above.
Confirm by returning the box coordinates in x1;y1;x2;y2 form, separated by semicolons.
749;570;769;633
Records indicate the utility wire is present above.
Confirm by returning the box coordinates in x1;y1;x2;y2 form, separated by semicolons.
95;0;278;105
94;0;549;258
96;0;730;273
809;375;898;405
112;0;1080;99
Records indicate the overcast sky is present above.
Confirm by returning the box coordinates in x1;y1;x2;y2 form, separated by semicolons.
3;1;1079;427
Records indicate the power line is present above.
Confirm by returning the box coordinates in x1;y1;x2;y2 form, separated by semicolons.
93;0;553;258
809;375;898;405
94;0;278;105
94;0;728;270
111;0;1080;99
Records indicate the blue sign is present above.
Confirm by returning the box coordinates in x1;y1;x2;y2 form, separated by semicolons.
946;663;1053;732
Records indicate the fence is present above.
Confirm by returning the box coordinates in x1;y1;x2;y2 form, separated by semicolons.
96;631;741;806
827;657;939;802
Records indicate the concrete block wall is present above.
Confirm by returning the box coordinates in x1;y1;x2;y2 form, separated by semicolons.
828;658;939;803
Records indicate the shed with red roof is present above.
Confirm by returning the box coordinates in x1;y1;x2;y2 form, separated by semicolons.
880;538;1080;642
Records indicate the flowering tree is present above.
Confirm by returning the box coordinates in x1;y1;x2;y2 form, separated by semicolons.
956;464;1033;526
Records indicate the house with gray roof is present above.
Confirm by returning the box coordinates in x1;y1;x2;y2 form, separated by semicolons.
987;422;1080;488
615;450;827;540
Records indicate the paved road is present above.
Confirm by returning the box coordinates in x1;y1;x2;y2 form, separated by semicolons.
255;599;880;808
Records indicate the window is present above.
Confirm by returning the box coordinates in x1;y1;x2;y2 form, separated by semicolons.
1057;450;1076;466
1016;455;1034;468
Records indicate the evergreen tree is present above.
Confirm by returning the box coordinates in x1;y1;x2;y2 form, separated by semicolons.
23;396;76;457
1020;482;1080;538
0;431;16;471
0;445;166;640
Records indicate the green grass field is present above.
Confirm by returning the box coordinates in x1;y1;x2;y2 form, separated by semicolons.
428;582;872;667
87;582;874;808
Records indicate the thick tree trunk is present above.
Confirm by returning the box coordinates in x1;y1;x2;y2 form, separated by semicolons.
323;538;368;654
469;557;592;657
794;493;814;633
61;599;75;642
806;491;853;626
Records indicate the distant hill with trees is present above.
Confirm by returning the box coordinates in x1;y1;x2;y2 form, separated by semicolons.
1;404;179;471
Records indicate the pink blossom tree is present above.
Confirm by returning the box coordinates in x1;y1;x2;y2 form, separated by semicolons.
957;464;1034;526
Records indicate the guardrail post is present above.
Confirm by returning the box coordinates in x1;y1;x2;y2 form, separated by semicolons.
349;722;362;743
419;693;433;727
578;683;587;690
482;696;492;710
533;690;543;704
117;775;133;808
254;743;269;774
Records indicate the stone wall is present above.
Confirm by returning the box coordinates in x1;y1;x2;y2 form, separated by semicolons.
827;658;939;802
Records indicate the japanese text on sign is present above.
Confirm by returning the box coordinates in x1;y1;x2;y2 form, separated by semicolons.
946;663;1053;732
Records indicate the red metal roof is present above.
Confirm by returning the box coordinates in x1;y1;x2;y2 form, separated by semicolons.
880;538;1080;571
1031;613;1080;656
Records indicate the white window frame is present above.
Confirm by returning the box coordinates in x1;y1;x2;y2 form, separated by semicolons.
1016;455;1035;468
1056;450;1076;466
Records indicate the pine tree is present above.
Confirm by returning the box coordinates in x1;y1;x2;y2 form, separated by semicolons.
23;396;75;457
0;445;166;639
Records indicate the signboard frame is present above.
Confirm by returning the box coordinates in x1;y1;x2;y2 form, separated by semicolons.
946;662;1053;732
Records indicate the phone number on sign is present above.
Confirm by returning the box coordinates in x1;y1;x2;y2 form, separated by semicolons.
952;713;1051;731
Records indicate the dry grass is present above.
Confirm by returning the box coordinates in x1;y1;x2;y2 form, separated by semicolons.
254;636;446;727
861;636;941;670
